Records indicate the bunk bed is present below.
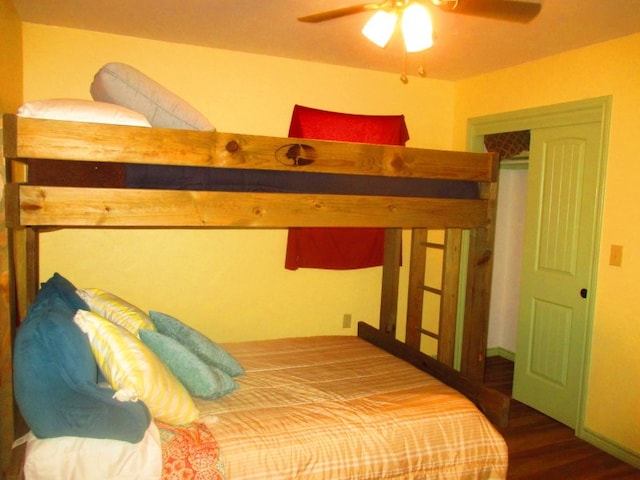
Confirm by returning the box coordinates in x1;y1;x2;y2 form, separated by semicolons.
1;112;509;479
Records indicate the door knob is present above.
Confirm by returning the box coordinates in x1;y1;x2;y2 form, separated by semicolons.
580;288;588;298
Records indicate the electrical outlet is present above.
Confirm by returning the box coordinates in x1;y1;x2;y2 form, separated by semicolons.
342;313;352;329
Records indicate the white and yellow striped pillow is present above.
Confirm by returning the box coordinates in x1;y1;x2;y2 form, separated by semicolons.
74;309;198;425
77;288;155;336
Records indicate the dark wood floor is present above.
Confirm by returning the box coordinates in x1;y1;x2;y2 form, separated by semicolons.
485;356;640;479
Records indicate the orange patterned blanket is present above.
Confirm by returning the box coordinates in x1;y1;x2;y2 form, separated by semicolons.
157;421;225;479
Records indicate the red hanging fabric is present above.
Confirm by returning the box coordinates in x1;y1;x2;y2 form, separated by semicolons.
285;105;410;270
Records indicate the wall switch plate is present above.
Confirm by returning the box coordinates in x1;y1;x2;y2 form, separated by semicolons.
610;244;623;267
342;313;352;328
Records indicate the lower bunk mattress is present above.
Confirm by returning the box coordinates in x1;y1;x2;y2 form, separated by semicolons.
22;335;508;479
198;335;508;479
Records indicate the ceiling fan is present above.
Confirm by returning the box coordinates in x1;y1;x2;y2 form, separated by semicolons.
298;1;541;82
298;0;542;25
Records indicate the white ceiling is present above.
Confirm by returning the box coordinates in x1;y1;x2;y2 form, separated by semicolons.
12;0;640;80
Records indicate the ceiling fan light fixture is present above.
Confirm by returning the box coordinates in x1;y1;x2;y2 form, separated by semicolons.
362;10;398;48
401;3;434;53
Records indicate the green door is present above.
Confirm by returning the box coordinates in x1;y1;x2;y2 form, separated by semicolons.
513;122;602;428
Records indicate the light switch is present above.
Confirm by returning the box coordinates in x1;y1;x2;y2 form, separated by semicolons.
610;244;623;267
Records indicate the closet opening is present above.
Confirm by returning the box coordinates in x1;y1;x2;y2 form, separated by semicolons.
485;130;530;393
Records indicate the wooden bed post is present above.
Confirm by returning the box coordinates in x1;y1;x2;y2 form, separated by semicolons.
379;228;402;336
439;228;463;366
1;125;35;475
460;172;499;382
14;228;38;313
0;123;15;474
405;228;427;349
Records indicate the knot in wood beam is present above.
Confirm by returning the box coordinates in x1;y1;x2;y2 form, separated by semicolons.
225;140;240;153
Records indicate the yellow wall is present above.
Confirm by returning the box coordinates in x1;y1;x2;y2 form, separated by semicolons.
22;23;456;344
0;0;22;113
453;33;640;458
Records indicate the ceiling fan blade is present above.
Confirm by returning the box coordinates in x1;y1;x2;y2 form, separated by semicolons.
298;3;380;23
435;0;541;23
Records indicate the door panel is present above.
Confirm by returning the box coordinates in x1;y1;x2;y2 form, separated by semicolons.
513;122;601;428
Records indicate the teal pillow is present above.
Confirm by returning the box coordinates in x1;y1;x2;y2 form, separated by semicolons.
149;311;244;377
139;329;238;399
13;278;151;442
46;272;89;312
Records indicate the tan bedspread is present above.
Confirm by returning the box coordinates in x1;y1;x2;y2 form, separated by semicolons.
195;336;508;479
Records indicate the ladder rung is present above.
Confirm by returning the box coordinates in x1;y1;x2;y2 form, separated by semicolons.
421;285;442;295
421;241;445;249
420;329;440;340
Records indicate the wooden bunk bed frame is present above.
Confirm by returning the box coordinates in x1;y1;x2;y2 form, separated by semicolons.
0;114;509;474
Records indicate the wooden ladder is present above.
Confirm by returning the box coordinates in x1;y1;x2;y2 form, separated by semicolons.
379;223;493;380
379;227;462;367
405;228;462;368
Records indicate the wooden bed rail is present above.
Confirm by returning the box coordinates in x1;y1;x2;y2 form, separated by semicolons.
358;322;510;427
5;185;489;229
2;115;497;183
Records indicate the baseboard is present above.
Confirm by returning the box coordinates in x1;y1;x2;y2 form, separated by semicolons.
486;347;515;362
579;427;640;469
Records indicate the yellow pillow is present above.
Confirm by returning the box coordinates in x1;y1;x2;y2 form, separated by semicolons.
77;288;155;336
74;310;198;425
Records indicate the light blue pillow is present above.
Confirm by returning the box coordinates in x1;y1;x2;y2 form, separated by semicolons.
139;329;238;400
149;311;245;377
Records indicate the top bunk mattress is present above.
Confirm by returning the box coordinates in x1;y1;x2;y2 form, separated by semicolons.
25;160;480;199
124;163;480;198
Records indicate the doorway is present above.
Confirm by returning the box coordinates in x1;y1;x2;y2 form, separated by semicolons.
486;135;529;359
466;96;610;431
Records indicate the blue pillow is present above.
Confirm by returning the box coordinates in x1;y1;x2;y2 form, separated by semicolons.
13;282;151;442
139;329;238;399
44;272;90;312
149;311;244;377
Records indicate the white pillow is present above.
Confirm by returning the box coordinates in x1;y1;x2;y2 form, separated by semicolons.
22;421;162;480
90;62;214;131
17;98;152;127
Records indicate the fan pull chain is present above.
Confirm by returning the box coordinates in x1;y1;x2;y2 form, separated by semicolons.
418;51;427;77
400;50;409;83
400;52;427;83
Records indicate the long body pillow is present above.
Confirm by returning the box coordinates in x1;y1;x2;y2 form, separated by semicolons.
90;62;214;131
